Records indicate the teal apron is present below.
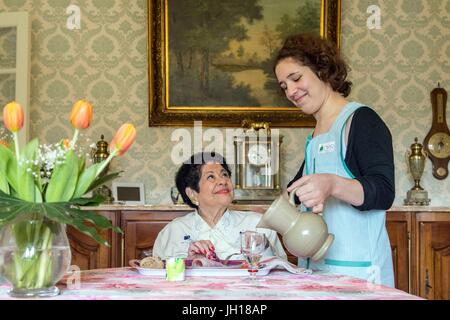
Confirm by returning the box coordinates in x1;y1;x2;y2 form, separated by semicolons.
299;102;394;287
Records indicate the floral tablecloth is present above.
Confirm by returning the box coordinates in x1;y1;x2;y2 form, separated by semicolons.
0;267;422;300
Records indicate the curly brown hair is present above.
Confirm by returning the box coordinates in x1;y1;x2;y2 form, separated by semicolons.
274;33;352;97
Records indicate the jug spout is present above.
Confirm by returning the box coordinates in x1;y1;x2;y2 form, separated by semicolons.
255;194;299;236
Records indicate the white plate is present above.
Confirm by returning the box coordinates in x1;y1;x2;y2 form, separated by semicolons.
129;259;270;277
133;266;270;277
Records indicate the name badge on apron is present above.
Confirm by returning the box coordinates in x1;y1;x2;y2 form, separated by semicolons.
318;141;335;154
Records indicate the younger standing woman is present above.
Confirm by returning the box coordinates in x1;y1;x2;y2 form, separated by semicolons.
274;33;395;287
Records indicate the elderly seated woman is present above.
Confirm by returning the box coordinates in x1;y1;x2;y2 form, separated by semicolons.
153;151;287;261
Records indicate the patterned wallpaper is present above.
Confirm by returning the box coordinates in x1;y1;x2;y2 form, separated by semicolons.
0;26;15;144
0;0;449;206
341;0;450;206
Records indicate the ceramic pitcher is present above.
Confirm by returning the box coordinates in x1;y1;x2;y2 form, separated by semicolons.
256;188;334;261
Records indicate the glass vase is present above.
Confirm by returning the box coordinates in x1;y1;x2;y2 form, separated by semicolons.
0;215;71;298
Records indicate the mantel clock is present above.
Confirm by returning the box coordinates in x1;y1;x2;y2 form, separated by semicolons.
233;122;283;203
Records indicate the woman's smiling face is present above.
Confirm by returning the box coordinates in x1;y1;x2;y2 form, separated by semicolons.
195;163;234;210
275;57;331;115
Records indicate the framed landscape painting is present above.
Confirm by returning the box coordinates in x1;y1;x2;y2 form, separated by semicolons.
148;0;341;127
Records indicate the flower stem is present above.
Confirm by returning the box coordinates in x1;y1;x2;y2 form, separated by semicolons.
70;128;80;149
12;254;24;287
9;217;54;290
95;151;116;177
35;226;52;288
13;132;20;160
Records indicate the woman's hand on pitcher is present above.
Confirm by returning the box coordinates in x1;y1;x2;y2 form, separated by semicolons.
287;173;335;213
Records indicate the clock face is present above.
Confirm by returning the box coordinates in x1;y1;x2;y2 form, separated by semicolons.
247;144;269;166
428;132;450;159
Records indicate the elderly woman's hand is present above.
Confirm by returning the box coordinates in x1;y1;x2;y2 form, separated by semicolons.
188;240;215;257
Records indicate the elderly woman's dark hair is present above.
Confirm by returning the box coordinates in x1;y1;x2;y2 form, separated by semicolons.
274;33;352;97
175;151;232;209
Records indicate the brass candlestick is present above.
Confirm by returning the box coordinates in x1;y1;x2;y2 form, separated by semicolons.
91;134;114;203
404;137;430;205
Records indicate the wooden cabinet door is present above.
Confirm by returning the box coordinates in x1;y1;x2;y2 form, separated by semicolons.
67;211;120;270
416;213;450;300
121;211;190;266
386;212;411;293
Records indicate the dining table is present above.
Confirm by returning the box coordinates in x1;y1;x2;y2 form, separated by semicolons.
0;267;423;300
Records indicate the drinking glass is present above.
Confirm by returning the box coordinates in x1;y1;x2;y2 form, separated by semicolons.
240;231;266;280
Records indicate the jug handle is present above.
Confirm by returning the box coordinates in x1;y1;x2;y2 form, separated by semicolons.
289;186;312;212
288;186;299;205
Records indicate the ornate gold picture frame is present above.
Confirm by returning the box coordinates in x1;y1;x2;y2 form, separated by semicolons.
148;0;341;127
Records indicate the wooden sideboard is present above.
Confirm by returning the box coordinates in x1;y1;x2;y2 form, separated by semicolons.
69;205;450;299
385;207;450;300
67;211;121;270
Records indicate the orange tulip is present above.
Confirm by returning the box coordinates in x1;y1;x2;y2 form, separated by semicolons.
109;123;136;156
70;100;93;129
3;101;24;132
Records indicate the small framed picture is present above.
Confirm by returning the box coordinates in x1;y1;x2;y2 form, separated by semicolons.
112;182;145;205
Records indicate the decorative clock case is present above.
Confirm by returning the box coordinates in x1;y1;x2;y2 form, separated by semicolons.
233;122;283;203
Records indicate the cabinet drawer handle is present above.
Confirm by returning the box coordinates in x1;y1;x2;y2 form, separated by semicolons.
425;269;433;295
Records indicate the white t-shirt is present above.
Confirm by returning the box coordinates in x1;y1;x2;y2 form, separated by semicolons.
153;209;287;260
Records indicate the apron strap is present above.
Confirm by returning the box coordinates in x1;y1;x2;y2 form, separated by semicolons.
325;259;372;267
